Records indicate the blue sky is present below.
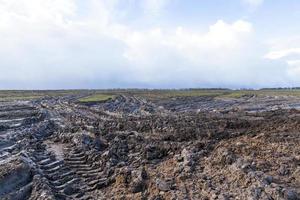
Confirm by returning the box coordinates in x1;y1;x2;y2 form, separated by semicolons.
0;0;299;89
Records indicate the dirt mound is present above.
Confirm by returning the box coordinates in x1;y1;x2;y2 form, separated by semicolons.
92;95;161;115
0;94;299;199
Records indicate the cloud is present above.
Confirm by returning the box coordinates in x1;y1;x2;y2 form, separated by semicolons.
243;0;264;6
120;20;253;83
141;0;171;16
264;48;300;60
264;38;300;85
286;60;300;81
0;0;130;88
0;0;294;89
0;0;260;89
243;0;264;7
117;19;291;89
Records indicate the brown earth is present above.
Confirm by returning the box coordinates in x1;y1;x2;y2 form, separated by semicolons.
0;94;299;200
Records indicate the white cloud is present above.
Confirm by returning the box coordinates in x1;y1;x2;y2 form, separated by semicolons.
0;0;259;89
243;0;264;7
287;60;300;66
264;48;300;60
121;19;253;67
0;0;293;89
264;38;300;85
141;0;170;15
286;60;300;80
114;19;264;87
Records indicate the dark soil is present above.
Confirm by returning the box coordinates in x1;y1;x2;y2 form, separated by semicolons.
0;94;299;199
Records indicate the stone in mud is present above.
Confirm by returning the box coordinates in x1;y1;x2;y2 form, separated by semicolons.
129;168;148;193
285;190;300;200
263;175;273;185
0;158;33;198
131;178;146;193
63;185;80;195
94;137;108;150
156;179;174;192
145;144;168;161
0;125;9;131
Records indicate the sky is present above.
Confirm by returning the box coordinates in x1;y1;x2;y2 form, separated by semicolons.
0;0;300;89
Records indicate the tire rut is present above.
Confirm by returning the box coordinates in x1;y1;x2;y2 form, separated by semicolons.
29;145;95;200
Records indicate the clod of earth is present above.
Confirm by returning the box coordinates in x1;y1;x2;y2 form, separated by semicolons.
0;93;299;199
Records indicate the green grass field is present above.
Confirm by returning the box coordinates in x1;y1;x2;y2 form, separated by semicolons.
78;94;115;103
0;90;86;101
219;89;300;98
131;89;300;100
1;88;300;102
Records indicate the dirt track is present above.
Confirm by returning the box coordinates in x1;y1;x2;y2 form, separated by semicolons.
0;94;299;200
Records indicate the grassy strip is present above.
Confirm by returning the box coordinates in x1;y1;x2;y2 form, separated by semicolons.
0;96;44;101
78;94;115;103
138;89;300;100
220;89;300;98
1;89;300;102
137;90;230;100
0;90;85;100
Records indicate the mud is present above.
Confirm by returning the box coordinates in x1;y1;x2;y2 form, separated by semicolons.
0;94;299;199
